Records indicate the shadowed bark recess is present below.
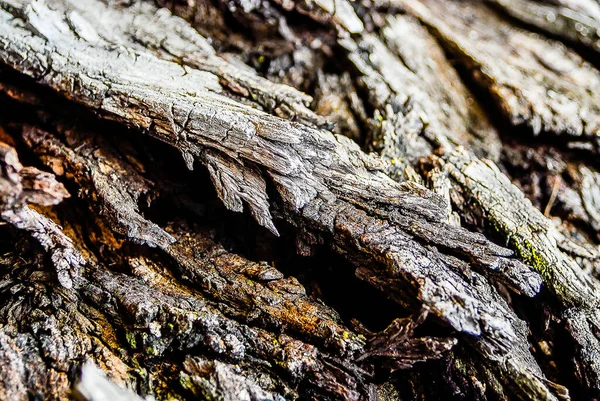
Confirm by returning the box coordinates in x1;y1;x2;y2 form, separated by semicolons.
0;0;599;400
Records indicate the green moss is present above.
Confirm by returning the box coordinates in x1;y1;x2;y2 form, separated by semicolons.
511;238;550;279
453;357;466;374
146;344;159;356
507;232;574;304
179;373;194;392
126;332;137;349
489;216;566;296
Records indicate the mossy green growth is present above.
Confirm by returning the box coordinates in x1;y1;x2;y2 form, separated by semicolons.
126;331;137;349
146;343;160;357
179;373;194;393
490;217;567;298
487;215;550;277
511;238;551;281
452;355;467;375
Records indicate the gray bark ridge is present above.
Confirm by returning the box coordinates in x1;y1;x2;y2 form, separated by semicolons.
342;14;501;175
398;0;600;152
334;0;600;392
442;147;600;393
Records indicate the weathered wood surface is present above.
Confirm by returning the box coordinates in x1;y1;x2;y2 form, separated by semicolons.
0;0;600;400
490;0;600;51
395;0;600;152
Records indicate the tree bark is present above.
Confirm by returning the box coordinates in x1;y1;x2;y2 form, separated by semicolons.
0;0;599;400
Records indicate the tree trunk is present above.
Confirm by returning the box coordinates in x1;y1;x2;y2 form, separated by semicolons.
0;0;599;400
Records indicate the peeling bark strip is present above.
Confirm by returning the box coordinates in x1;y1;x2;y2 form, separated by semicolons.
440;148;600;393
0;140;82;288
21;125;176;249
0;79;455;400
0;0;600;399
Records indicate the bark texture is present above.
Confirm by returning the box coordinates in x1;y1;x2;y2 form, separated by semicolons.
0;0;599;400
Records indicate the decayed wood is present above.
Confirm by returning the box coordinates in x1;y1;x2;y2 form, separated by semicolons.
0;140;83;288
0;73;456;400
1;0;600;400
0;127;365;400
0;2;557;399
500;140;600;277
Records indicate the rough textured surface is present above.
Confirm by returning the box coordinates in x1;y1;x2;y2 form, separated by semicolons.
0;0;599;400
338;14;501;184
398;0;600;152
491;0;600;51
0;140;82;288
440;147;600;395
0;78;455;400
